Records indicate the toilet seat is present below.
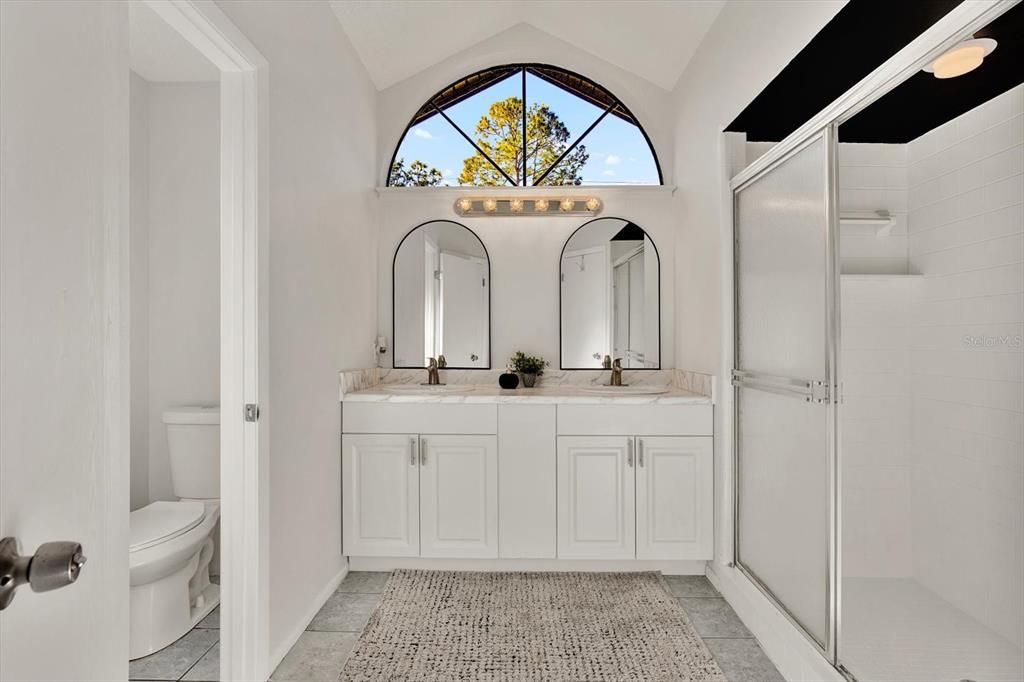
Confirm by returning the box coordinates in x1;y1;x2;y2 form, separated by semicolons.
130;501;205;553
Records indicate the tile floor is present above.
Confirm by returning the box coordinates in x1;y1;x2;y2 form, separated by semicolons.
270;571;783;682
128;603;221;682
130;571;782;681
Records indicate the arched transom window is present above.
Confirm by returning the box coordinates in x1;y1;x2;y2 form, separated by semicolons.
388;64;662;187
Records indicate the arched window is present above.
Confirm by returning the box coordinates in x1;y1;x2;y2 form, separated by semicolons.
388;64;662;187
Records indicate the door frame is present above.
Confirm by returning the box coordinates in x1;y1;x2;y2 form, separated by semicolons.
121;2;270;680
718;0;1020;678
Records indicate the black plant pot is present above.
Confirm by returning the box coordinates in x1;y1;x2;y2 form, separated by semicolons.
499;372;520;389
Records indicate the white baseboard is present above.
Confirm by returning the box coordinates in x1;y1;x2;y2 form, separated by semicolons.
349;557;707;575
707;562;843;682
267;562;349;677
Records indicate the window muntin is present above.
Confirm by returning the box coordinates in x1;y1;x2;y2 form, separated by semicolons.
387;64;662;187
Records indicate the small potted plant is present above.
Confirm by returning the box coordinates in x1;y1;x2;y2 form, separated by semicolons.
510;351;548;388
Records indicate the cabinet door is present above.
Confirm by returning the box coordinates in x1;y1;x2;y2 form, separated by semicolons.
557;436;636;559
342;434;419;557
420;435;498;558
636;436;713;560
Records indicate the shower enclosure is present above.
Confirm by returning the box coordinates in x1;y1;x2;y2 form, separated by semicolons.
729;3;1022;680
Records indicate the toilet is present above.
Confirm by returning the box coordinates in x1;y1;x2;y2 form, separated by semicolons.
129;406;221;660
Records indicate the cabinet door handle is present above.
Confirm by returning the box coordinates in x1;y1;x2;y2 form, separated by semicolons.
638;438;644;467
409;437;417;466
626;438;634;467
420;438;427;465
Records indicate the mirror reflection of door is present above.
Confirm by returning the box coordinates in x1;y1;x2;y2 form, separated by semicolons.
393;220;489;368
560;218;659;369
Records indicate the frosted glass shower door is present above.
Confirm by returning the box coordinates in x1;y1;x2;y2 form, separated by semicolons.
732;132;838;653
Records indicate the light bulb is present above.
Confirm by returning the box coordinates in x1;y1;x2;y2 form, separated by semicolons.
560;198;575;212
534;198;549;212
585;197;601;212
483;198;498;213
457;198;473;213
510;198;524;213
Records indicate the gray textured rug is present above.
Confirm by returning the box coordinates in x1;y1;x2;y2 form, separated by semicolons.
340;570;726;681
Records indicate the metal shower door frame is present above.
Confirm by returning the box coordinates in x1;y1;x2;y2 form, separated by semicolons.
730;124;842;662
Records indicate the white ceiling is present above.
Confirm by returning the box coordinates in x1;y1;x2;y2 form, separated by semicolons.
129;2;219;83
329;1;726;91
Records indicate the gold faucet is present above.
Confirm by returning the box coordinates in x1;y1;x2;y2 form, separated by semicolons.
609;358;624;386
426;357;441;385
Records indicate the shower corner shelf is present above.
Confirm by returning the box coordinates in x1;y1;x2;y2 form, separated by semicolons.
840;210;894;237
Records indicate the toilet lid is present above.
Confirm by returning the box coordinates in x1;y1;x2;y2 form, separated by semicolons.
129;501;206;552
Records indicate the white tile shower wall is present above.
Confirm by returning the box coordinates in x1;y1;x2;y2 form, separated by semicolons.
838;144;909;275
748;141;911;274
907;85;1023;648
840;277;918;578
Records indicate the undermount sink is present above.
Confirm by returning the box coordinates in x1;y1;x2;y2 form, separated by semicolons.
382;384;471;394
579;385;669;395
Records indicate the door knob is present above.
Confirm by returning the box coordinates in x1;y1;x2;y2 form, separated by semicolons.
0;536;86;610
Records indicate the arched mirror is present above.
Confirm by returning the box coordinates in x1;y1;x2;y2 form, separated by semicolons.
393;220;490;369
560;218;660;369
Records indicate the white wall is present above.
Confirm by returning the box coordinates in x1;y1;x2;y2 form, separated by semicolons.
671;0;846;375
214;0;379;664
906;85;1023;647
130;72;151;510
0;1;130;678
377;188;674;369
377;23;673;188
140;81;221;504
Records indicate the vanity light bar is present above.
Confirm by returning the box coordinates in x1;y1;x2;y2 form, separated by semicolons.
453;196;602;217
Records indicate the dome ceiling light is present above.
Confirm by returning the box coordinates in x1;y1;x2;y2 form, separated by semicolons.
923;37;997;79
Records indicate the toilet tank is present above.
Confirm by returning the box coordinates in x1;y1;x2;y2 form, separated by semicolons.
163;406;220;499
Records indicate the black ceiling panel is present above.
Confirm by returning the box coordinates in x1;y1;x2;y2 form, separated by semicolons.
727;0;1023;144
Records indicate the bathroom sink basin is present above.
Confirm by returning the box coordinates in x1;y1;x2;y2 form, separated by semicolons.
381;384;471;394
579;385;669;395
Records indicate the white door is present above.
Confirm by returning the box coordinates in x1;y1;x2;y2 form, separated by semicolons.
439;251;488;367
0;3;131;679
557;436;636;559
342;435;419;557
635;436;713;560
420;435;498;558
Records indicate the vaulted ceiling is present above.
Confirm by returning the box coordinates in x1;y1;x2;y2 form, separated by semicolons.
328;0;726;91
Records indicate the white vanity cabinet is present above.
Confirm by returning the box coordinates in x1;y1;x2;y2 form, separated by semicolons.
341;394;714;568
342;432;498;559
556;435;713;561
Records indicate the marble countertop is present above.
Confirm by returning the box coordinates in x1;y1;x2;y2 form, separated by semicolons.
343;383;711;405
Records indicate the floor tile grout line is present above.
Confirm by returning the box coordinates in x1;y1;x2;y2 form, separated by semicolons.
174;636;219;682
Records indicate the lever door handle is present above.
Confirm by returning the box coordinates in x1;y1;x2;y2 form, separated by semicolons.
0;537;86;610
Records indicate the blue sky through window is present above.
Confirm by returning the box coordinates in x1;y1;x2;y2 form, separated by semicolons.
389;67;660;186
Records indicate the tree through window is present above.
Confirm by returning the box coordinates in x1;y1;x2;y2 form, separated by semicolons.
388;65;661;187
